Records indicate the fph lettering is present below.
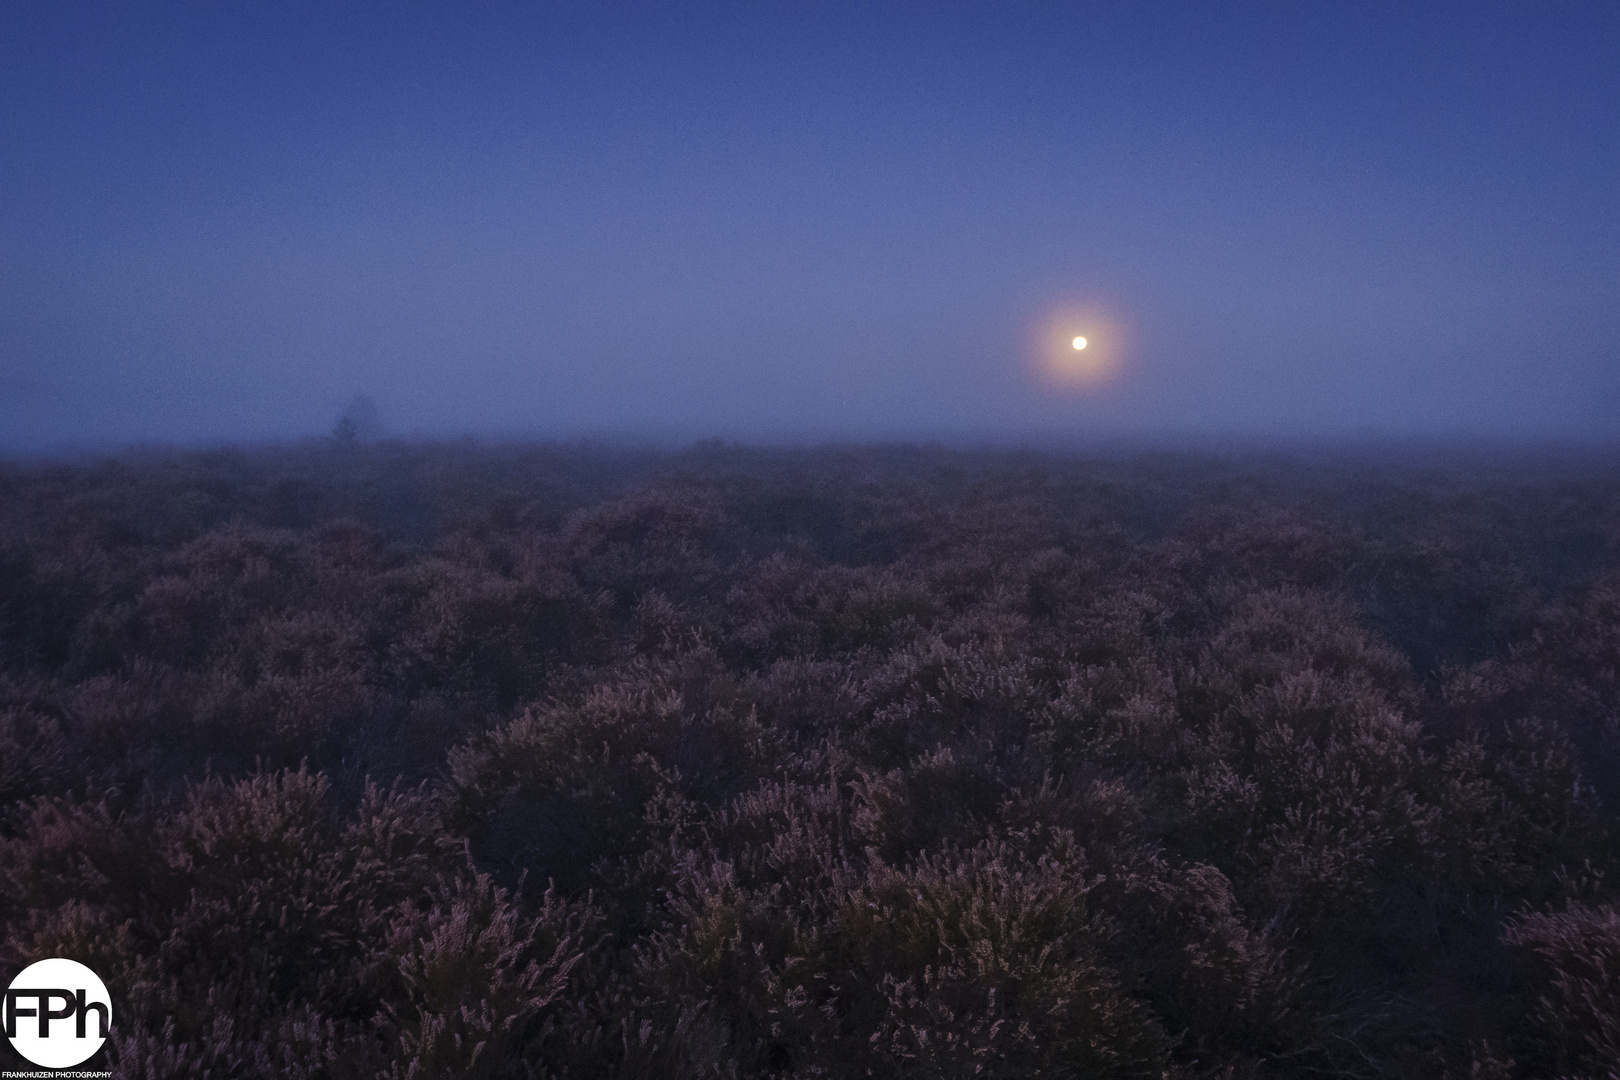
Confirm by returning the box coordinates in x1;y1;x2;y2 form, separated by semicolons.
4;988;109;1039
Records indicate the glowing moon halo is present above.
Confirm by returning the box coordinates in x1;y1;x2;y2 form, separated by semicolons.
1024;299;1130;393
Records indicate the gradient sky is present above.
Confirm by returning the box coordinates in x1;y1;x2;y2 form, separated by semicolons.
3;1;1617;449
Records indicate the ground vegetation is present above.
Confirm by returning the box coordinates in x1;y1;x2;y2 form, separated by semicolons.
2;439;1618;1077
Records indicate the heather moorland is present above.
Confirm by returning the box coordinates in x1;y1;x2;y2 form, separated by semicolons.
2;440;1618;1078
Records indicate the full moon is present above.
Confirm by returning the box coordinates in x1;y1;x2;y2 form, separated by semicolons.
1026;301;1128;391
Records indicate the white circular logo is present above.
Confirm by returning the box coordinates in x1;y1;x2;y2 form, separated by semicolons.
5;958;111;1069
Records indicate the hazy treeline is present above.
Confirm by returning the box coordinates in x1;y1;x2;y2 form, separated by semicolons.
2;439;1619;1077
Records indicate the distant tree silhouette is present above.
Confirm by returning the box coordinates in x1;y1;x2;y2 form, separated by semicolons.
331;394;381;443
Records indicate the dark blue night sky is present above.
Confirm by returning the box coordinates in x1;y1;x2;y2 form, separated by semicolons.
3;2;1617;449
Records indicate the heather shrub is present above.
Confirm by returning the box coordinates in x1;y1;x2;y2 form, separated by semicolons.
743;655;868;745
1195;587;1413;702
1428;717;1608;910
1484;573;1620;808
446;649;772;889
0;794;143;928
630;836;1174;1078
381;874;597;1079
1503;902;1620;1077
723;554;938;665
566;486;741;616
1362;514;1541;675
1202;669;1435;931
1100;858;1296;1061
148;767;391;1029
996;774;1298;1062
0;766;477;1077
717;777;854;889
388;557;607;704
837;479;948;565
0;702;73;806
1173;502;1365;595
136;525;316;668
827;838;1174;1077
856;633;1046;773
185;610;377;767
1033;651;1184;782
60;668;178;783
0;545;85;671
